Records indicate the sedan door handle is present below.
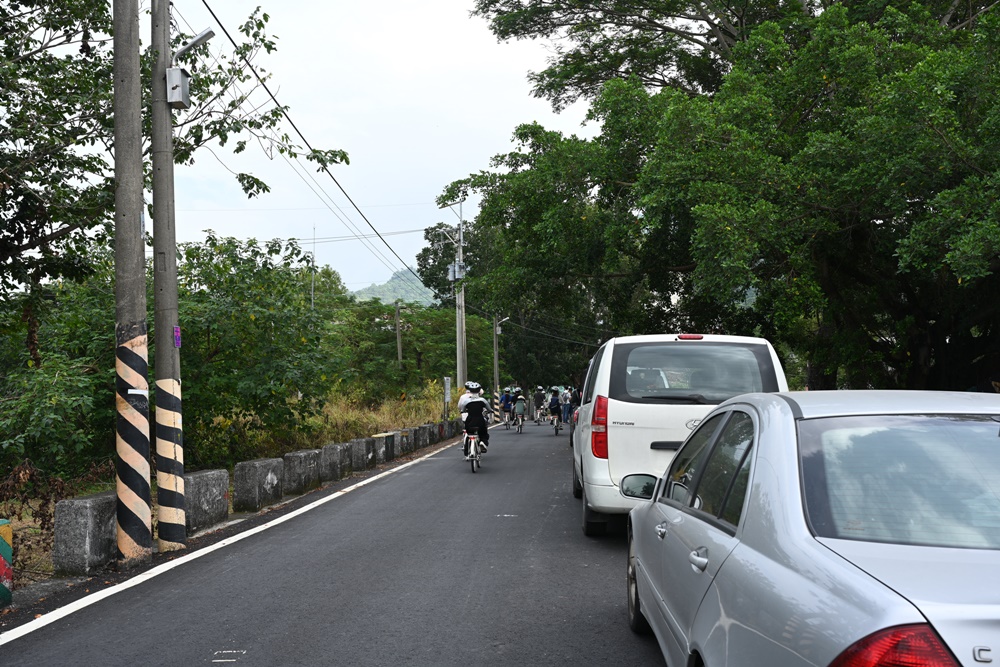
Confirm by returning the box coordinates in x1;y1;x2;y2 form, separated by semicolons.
688;548;709;572
655;523;668;539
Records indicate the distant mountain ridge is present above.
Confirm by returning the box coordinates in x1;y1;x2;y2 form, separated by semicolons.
352;268;436;305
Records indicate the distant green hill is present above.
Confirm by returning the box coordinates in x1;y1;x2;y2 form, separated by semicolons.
352;268;437;305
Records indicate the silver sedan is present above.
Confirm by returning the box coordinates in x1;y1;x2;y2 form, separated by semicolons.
623;390;1000;667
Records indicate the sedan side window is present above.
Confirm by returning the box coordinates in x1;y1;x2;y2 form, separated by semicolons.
661;413;728;506
693;411;755;527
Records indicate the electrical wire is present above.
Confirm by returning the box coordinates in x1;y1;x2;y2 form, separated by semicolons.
197;0;430;295
174;7;431;302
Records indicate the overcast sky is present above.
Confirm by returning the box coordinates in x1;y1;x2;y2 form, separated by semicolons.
166;0;594;293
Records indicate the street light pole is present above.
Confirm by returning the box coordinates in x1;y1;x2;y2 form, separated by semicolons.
456;200;467;388
493;315;509;401
439;199;468;388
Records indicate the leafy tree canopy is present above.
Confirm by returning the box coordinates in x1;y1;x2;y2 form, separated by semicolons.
472;0;998;109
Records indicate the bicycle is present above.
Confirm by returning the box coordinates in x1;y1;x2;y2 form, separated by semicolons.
534;407;544;425
503;410;512;430
464;429;484;472
515;413;524;434
550;413;562;436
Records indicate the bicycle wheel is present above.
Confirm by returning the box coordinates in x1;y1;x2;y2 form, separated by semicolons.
554;418;559;435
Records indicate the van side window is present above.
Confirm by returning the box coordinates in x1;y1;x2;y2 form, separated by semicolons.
582;345;607;405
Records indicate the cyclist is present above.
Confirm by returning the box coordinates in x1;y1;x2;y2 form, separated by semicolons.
533;386;546;422
512;387;528;425
458;381;491;453
499;387;514;425
548;387;562;430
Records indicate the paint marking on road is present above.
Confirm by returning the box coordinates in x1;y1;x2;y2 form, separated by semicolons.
496;514;519;518
0;446;451;647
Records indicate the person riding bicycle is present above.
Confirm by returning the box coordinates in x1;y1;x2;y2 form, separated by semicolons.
533;386;546;420
499;387;514;423
458;381;491;453
548;388;562;429
512;387;528;422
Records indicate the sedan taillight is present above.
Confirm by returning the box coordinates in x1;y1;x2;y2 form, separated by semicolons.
829;625;960;667
591;395;608;459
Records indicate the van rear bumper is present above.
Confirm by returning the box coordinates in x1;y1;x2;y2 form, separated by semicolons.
584;479;637;515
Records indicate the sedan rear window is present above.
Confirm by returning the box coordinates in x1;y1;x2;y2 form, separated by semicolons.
799;415;1000;549
609;342;779;404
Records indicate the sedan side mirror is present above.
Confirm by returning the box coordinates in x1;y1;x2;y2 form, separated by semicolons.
620;473;658;500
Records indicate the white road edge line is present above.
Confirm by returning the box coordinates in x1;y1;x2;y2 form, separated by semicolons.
0;444;451;646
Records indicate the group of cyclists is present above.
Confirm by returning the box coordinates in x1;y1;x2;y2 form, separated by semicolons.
459;381;580;454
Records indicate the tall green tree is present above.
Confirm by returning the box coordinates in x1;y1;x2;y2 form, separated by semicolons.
472;0;996;109
638;6;1000;389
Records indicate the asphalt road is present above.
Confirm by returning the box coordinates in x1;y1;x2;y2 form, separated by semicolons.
2;421;664;666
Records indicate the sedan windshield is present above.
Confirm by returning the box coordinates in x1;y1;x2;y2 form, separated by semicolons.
799;415;1000;549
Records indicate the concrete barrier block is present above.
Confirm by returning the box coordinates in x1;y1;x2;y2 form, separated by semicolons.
52;491;116;575
398;429;413;455
1;519;12;607
184;470;230;534
320;443;348;482
349;438;365;472
425;423;440;445
372;433;394;464
415;425;430;450
362;437;376;469
283;449;321;496
233;458;283;512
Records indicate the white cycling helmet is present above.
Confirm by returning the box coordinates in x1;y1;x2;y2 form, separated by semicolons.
503;386;511;393
536;385;543;391
465;381;481;391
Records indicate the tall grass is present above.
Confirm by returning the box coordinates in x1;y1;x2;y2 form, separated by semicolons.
289;379;456;450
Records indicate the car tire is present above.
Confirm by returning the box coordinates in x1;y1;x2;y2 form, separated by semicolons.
572;459;583;499
581;483;607;537
627;528;652;634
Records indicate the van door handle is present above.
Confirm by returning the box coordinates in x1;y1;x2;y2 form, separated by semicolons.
655;522;668;539
688;548;709;572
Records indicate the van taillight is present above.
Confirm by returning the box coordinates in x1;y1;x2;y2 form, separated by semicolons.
829;625;959;667
677;333;704;340
592;395;608;459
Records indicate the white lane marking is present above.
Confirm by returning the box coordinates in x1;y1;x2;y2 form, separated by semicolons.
0;444;453;646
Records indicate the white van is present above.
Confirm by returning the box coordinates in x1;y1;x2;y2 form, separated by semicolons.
572;333;788;535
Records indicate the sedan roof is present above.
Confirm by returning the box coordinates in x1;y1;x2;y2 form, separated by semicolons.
746;389;1000;420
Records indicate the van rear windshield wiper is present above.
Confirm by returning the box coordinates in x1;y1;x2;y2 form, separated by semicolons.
641;394;713;404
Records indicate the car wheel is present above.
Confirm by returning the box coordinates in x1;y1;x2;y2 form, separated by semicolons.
572;459;583;499
581;483;607;536
627;528;652;634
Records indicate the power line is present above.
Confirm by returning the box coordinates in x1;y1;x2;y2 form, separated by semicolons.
198;0;430;295
174;6;430;301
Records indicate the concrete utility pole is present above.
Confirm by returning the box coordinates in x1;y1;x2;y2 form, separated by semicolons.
492;314;499;399
113;0;152;568
150;0;185;552
395;300;403;370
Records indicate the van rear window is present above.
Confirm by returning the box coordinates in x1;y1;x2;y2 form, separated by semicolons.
609;342;779;404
